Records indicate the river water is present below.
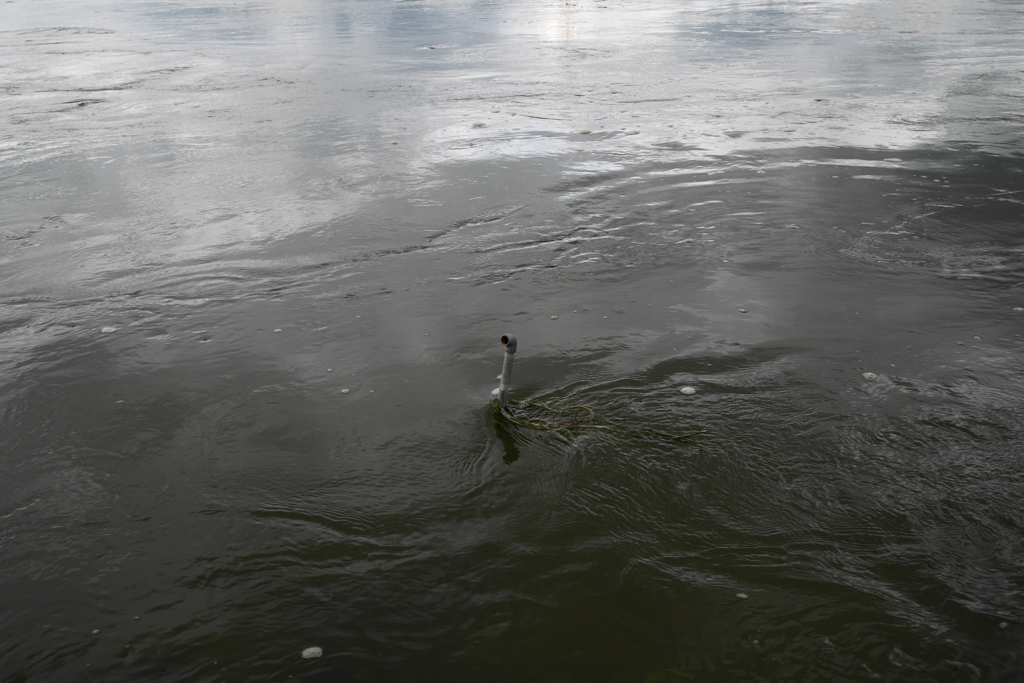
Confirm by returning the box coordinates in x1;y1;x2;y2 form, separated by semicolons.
2;0;1023;680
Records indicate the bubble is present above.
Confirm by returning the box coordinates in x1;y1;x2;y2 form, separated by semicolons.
302;647;323;659
862;372;878;381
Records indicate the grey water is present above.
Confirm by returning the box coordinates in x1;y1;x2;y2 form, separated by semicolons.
2;0;1024;680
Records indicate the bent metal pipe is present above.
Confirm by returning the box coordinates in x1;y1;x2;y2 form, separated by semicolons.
497;334;517;409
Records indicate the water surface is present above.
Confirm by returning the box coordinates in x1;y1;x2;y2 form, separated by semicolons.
2;0;1024;680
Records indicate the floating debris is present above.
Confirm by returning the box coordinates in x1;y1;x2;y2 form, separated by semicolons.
341;389;350;394
550;315;558;320
884;158;903;162
92;629;100;634
862;372;878;381
495;398;704;445
738;308;748;313
273;329;282;333
736;593;749;599
491;336;703;444
101;327;117;333
679;386;696;395
624;130;640;135
999;622;1008;629
1014;307;1023;312
302;647;323;659
491;387;500;396
580;129;591;135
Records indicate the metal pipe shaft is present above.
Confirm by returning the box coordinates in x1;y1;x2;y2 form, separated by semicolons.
497;334;517;409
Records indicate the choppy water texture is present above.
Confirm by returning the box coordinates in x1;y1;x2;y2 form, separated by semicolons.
2;0;1024;681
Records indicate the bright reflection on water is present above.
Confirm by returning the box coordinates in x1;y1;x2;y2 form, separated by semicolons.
2;0;1024;680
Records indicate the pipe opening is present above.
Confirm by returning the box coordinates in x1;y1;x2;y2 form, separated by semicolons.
501;335;510;346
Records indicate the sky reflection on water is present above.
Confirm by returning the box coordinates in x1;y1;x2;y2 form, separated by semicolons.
1;0;1024;681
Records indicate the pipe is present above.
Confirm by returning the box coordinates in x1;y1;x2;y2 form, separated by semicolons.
497;333;517;409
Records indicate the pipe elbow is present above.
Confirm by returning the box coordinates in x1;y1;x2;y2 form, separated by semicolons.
500;333;517;354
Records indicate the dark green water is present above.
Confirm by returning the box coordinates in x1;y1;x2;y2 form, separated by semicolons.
1;0;1023;681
